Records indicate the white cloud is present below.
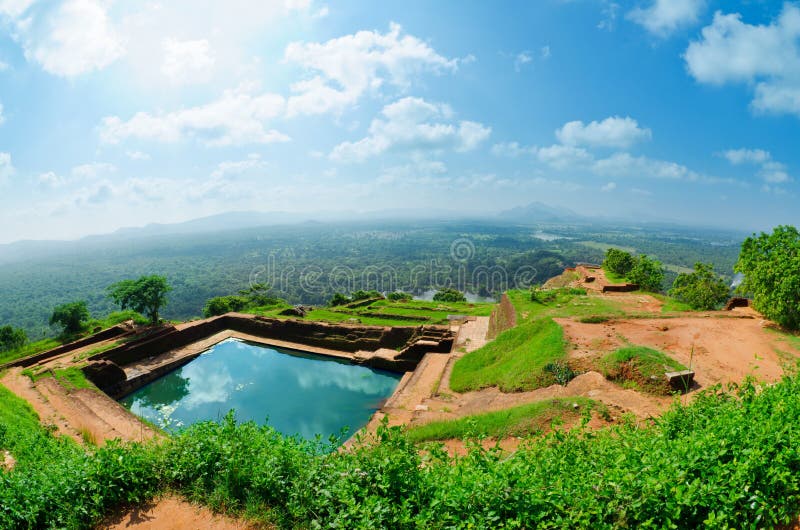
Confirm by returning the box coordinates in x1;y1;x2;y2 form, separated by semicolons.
285;23;460;116
0;152;14;182
126;150;150;161
601;182;617;192
10;0;124;77
100;84;289;146
631;187;653;196
71;162;116;179
759;161;791;184
720;147;793;184
628;0;706;37
210;154;266;178
37;171;65;187
330;97;490;162
556;116;652;148
491;142;537;157
536;144;593;170
722;148;771;165
514;51;532;72
161;38;215;85
0;60;7;70
0;103;4;126
685;4;800;117
593;152;699;180
0;0;35;18
541;45;551;59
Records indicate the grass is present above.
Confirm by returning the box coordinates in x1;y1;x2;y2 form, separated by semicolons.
598;346;688;394
652;293;696;313
450;317;566;392
250;298;494;327
72;340;122;362
601;265;628;284
507;288;627;321
53;367;96;391
0;310;147;366
406;398;601;442
450;289;630;393
0;337;61;365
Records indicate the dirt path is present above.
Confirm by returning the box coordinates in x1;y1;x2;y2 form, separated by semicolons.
0;368;82;443
0;368;157;445
99;496;259;530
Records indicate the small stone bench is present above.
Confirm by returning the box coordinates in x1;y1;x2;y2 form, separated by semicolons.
665;370;695;392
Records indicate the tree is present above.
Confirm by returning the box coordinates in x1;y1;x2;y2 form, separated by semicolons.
0;325;27;352
627;255;665;292
202;295;249;317
433;287;467;303
735;225;800;330
603;248;635;276
329;293;350;307
670;262;730;310
49;301;90;334
387;291;412;302
108;275;171;325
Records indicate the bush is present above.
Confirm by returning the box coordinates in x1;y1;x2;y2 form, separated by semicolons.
203;295;250;317
603;248;635;276
386;291;412;302
433;288;467;303
49;301;90;334
9;377;800;527
628;254;665;292
0;325;27;352
670;262;730;310
735;225;800;330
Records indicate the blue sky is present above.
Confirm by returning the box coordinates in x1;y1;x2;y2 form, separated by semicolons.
0;0;798;242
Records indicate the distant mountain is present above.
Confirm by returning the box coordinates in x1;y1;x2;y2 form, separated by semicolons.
106;211;314;239
496;201;583;223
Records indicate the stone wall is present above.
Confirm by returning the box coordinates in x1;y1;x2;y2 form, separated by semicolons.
91;313;453;371
487;293;517;339
1;322;133;370
601;284;640;293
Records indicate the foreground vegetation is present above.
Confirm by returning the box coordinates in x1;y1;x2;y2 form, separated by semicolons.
4;371;800;528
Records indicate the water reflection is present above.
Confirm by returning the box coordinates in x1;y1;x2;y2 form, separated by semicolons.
120;338;401;442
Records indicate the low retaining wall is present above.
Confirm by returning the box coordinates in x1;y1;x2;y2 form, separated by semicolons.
1;323;134;370
602;284;640;293
84;313;455;396
487;293;517;339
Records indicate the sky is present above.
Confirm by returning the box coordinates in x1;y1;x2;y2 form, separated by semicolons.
0;0;799;243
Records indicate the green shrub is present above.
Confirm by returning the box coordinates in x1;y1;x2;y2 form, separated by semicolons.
433;288;467;303
735;225;800;330
8;377;800;527
628;254;665;292
603;248;635;276
670;262;730;310
0;325;27;353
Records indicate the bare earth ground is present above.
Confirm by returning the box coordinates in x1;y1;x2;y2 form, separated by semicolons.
100;496;260;530
557;314;793;390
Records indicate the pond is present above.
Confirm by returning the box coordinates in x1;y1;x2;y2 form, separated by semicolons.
120;338;402;442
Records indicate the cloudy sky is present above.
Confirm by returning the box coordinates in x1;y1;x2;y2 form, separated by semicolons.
0;0;798;242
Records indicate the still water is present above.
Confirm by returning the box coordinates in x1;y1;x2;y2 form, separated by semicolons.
120;338;401;441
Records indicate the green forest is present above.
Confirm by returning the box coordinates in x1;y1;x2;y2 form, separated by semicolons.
0;220;744;339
